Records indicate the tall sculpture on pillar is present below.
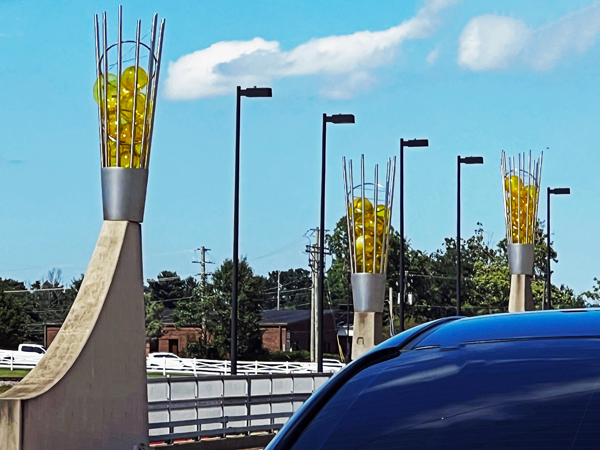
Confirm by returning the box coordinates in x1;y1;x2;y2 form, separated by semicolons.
0;8;165;450
501;150;542;312
343;155;396;360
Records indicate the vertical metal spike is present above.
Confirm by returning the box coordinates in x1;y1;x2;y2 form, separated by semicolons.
381;159;391;274
384;157;396;274
144;17;165;169
141;13;158;168
102;12;109;167
508;156;513;243
501;151;508;243
373;164;379;273
361;155;366;273
130;19;142;166
116;5;123;167
380;158;391;274
527;150;532;243
342;158;354;274
349;160;357;272
94;15;105;167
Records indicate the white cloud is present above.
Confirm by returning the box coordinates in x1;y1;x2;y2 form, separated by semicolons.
458;15;529;71
165;0;457;100
458;2;600;71
426;48;440;65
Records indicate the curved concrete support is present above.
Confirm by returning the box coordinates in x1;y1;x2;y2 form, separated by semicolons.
509;274;534;312
0;221;148;450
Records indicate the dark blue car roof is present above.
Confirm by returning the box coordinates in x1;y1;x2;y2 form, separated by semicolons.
381;309;600;350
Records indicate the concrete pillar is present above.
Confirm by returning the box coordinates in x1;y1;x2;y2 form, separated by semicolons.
509;274;534;312
0;221;148;450
352;312;382;360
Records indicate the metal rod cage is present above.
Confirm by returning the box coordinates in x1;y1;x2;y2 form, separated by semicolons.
343;155;396;275
94;7;165;169
500;150;543;245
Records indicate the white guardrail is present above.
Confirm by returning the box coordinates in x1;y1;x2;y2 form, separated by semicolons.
146;356;345;376
0;351;345;376
0;351;42;371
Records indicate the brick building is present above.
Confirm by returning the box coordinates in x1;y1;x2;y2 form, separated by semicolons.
260;309;341;354
45;309;349;357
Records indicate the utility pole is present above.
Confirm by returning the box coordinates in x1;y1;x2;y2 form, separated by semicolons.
277;271;281;310
192;246;214;285
305;228;331;364
306;228;321;363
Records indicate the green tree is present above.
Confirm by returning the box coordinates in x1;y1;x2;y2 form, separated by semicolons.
144;292;165;344
65;274;84;304
173;258;267;360
147;271;197;311
0;279;29;349
578;278;600;307
264;268;312;310
25;269;73;343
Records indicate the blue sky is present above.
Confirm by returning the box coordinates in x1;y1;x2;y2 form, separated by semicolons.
0;0;598;294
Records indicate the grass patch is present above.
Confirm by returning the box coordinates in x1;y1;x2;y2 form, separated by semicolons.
0;369;30;378
147;372;200;379
0;385;13;394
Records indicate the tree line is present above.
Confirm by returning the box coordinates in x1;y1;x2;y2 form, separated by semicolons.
1;217;598;354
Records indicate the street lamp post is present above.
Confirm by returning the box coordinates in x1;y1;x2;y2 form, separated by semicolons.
457;155;484;316
398;138;428;333
232;86;272;375
546;187;570;310
319;113;355;372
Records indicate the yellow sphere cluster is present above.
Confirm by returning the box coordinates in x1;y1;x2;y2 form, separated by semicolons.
504;174;538;243
349;198;388;273
93;66;150;168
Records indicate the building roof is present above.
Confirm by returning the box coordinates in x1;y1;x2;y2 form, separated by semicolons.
260;309;311;326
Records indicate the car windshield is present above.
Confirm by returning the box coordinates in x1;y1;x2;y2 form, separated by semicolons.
289;338;600;450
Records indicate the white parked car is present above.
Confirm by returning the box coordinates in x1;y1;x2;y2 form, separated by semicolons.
0;343;46;368
146;352;193;372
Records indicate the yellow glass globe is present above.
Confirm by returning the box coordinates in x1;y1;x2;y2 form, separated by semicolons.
505;175;522;196
119;123;144;144
353;197;374;215
356;235;375;255
122;66;148;92
121;93;146;123
93;73;117;104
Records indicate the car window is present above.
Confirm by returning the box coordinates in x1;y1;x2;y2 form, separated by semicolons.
21;346;44;354
21;345;43;353
290;338;600;450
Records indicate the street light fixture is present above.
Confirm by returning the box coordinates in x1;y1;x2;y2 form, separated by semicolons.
457;155;484;316
546;187;570;310
231;86;272;375
318;113;355;372
398;138;429;333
